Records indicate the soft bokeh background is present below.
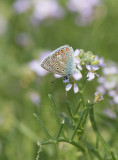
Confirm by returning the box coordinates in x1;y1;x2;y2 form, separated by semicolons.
0;0;118;159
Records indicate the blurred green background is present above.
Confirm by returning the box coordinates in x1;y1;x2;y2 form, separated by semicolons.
0;0;118;159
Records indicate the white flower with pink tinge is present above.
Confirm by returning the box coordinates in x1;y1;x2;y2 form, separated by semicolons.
13;0;31;14
86;64;99;81
65;83;79;93
29;51;50;76
67;0;101;25
108;89;118;104
31;0;64;22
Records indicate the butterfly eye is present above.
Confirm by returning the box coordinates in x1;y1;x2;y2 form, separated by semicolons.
56;67;59;70
62;69;65;72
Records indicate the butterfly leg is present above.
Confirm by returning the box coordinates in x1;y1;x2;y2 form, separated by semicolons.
63;76;69;83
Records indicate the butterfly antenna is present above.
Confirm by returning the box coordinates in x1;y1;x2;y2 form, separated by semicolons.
50;78;57;84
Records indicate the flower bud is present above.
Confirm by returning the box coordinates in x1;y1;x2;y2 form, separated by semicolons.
79;49;84;58
91;60;99;65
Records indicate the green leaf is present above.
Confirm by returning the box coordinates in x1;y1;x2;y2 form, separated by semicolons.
33;113;52;139
48;94;61;126
75;99;82;115
88;104;116;160
66;101;75;118
56;121;64;139
71;107;88;141
88;104;109;151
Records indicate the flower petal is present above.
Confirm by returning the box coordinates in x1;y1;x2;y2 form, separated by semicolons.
87;72;95;81
54;74;62;78
74;49;80;57
74;83;79;93
73;71;82;80
97;85;106;94
86;64;92;71
108;90;116;97
92;65;99;71
65;84;72;91
29;60;48;76
99;57;106;67
114;95;118;104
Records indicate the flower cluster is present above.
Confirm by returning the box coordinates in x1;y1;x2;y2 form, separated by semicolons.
67;0;103;25
13;0;64;26
13;0;104;27
65;49;104;93
97;61;118;104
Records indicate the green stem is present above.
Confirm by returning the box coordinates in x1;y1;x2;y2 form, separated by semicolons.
71;107;88;141
41;138;86;153
75;99;82;115
79;89;86;108
56;121;64;139
41;138;91;160
66;101;74;118
88;104;116;160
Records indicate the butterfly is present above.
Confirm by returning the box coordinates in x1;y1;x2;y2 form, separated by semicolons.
41;45;75;80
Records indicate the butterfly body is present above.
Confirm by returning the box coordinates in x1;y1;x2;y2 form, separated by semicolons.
41;45;75;78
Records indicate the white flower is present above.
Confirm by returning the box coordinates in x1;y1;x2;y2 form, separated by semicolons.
103;65;118;75
114;95;118;104
67;0;101;25
104;109;116;119
74;83;79;93
108;90;118;104
73;70;82;80
65;83;79;93
86;64;99;81
13;0;31;13
104;81;116;90
95;56;106;67
54;74;62;78
29;60;48;76
97;85;106;94
74;49;80;57
31;0;64;21
97;77;105;83
29;51;50;76
65;84;72;91
29;91;40;105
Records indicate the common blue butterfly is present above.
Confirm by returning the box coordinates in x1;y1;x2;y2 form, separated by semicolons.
41;45;75;79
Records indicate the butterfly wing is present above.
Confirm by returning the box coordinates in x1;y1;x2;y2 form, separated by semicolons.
41;45;75;76
41;56;63;75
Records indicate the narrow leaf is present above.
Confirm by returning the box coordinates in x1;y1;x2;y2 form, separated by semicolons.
75;99;82;115
71;107;87;141
88;104;109;151
88;104;116;159
66;101;74;118
56;120;64;139
48;94;61;126
33;113;52;139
